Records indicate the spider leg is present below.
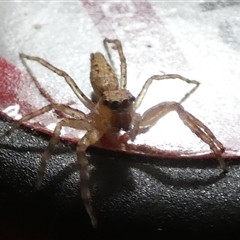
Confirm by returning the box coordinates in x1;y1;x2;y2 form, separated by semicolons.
36;117;99;227
134;74;200;110
20;55;72;118
36;118;93;189
1;102;100;227
77;130;103;228
20;53;58;105
103;38;127;89
127;101;227;172
1;103;89;138
19;53;95;110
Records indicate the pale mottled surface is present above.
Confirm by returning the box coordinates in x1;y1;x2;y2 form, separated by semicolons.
0;1;239;156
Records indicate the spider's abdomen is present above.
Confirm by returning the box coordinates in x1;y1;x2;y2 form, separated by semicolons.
90;53;118;99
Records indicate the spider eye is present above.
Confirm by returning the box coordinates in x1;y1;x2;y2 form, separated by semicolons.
130;96;136;102
110;101;120;110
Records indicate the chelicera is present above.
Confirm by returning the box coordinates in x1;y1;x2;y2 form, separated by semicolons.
1;38;226;227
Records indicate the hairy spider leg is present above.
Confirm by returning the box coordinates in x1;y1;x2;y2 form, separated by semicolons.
20;53;58;106
134;74;200;110
128;101;227;172
40;117;100;228
37;118;93;187
1;102;99;225
1;103;90;184
19;53;95;110
19;54;70;118
103;38;127;89
77;129;103;228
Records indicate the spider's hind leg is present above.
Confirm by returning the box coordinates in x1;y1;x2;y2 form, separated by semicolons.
103;38;127;89
19;53;94;110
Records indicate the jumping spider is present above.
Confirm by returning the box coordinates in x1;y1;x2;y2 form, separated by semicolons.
1;38;226;227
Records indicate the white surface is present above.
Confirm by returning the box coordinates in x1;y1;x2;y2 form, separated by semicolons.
0;1;240;156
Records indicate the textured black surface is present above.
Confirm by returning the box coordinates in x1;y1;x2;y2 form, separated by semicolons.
1;116;240;239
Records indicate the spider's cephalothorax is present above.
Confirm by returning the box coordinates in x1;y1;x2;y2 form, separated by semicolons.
90;51;135;132
1;38;226;228
101;89;135;131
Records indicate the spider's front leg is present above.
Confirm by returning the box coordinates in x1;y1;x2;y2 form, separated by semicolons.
76;129;103;228
124;101;227;172
19;53;95;110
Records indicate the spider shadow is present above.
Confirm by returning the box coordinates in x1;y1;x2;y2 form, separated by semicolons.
1;120;240;238
88;147;237;193
0;136;94;230
1;119;237;197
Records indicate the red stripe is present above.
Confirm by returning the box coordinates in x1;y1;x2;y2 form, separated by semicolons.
0;57;21;108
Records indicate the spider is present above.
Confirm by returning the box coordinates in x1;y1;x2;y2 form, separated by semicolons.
1;38;226;228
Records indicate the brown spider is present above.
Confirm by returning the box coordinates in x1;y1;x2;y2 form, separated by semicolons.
2;38;226;228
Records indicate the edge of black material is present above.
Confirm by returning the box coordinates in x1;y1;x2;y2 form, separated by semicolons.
1;116;240;239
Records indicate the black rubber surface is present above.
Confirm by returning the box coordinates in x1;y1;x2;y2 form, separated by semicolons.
0;116;240;239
